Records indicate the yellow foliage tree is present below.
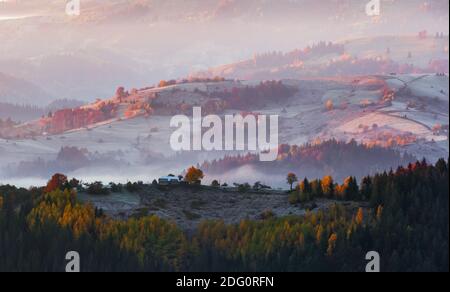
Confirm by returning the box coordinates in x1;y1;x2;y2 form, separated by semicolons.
327;233;338;256
356;208;364;225
316;225;324;245
325;99;334;111
185;167;204;185
321;176;334;198
27;189;96;238
376;205;383;221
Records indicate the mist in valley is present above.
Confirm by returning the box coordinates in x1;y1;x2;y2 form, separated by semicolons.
0;0;449;188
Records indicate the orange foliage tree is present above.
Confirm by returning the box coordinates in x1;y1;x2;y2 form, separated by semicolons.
45;173;68;193
356;208;364;225
185;167;204;185
327;233;338;256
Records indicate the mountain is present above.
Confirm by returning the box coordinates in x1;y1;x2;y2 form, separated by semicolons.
2;1;448;105
0;72;53;105
0;51;150;102
0;99;85;122
191;36;450;80
5;0;447;25
0;73;448;185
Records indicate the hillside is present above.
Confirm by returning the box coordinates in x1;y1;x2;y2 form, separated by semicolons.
4;0;448;25
2;0;448;103
0;72;53;105
0;52;149;103
0;99;85;122
191;36;449;80
200;140;417;184
0;159;448;271
0;74;447;186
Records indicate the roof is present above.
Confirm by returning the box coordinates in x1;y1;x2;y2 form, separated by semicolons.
159;176;180;181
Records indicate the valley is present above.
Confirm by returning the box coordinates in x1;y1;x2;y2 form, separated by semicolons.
0;73;447;187
0;0;448;273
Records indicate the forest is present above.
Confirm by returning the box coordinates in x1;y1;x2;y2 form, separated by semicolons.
212;80;297;110
4;146;125;179
0;100;85;125
0;158;448;272
200;139;418;182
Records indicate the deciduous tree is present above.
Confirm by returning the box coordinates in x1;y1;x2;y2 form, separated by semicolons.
286;173;298;191
185;167;204;185
45;173;68;193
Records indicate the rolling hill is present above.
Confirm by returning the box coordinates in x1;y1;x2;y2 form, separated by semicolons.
0;73;447;186
191;36;449;80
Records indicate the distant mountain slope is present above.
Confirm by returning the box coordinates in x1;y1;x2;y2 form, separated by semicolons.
0;72;52;106
0;99;85;122
0;52;149;102
191;36;449;80
6;0;447;24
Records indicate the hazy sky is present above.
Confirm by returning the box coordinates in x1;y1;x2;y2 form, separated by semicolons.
0;0;448;101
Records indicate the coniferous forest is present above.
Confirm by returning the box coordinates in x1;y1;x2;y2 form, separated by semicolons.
0;159;448;272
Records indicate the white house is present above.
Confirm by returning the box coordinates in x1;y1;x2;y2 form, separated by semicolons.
158;176;180;185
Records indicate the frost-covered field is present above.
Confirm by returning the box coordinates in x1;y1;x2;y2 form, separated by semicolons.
0;74;448;187
78;185;349;231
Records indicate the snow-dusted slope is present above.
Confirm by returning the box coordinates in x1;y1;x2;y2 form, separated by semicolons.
0;74;448;185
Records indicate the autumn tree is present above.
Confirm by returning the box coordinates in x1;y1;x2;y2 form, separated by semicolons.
325;99;334;111
321;176;335;198
356;208;364;225
286;173;298;191
0;158;448;272
45;173;68;193
376;205;383;221
327;233;338;256
158;80;168;88
115;86;127;102
158;80;176;88
342;176;359;200
185;167;204;185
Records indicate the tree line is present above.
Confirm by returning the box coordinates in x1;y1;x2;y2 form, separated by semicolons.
201;139;417;182
0;158;448;272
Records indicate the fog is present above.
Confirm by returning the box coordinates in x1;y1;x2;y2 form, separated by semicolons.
1;0;448;103
0;0;448;188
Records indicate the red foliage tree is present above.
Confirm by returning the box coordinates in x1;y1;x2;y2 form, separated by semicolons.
45;173;68;193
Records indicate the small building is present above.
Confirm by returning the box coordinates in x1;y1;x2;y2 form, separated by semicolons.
158;176;180;185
